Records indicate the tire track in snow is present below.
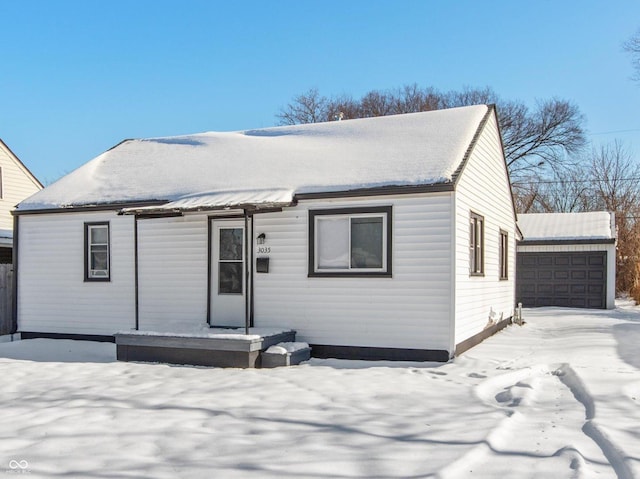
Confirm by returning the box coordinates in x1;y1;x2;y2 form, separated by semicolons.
554;364;634;479
437;364;627;479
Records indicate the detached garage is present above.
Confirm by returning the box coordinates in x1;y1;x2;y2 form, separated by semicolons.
517;212;616;309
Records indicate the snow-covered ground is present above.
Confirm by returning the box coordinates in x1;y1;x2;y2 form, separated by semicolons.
0;304;638;478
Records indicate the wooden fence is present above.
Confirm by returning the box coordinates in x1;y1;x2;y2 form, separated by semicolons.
0;264;14;335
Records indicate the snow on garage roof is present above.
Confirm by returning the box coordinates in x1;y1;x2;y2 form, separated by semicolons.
17;104;490;211
518;212;615;242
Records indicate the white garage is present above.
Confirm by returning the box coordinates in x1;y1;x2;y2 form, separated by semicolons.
517;212;616;309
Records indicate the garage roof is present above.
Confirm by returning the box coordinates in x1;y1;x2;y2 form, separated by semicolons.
518;212;615;242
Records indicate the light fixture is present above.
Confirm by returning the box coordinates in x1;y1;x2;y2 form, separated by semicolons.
257;233;266;245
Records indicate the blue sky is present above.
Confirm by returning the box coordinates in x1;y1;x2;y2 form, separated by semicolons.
1;1;639;185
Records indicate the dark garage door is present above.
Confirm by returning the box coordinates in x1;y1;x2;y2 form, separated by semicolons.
516;251;606;309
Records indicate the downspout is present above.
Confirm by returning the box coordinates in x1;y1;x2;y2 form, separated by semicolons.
134;215;139;330
249;213;255;328
244;211;250;335
206;217;212;326
449;192;457;358
11;214;19;335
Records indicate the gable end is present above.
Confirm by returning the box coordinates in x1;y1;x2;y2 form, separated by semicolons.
0;138;43;189
451;105;496;187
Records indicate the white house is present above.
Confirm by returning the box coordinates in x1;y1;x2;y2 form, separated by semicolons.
0;139;43;262
517;212;616;309
14;104;517;362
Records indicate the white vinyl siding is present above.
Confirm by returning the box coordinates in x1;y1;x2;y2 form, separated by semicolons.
454;113;517;346
253;193;453;351
17;212;135;335
137;215;208;332
0;142;42;231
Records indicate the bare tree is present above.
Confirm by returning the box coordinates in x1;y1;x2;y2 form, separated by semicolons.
590;141;640;211
326;94;361;121
360;90;394;117
503;99;585;179
534;166;595;213
390;84;443;113
512;164;594;214
624;29;640;82
512;178;542;213
276;88;329;125
589;141;640;295
442;86;497;108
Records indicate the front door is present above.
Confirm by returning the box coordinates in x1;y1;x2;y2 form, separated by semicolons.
211;219;246;327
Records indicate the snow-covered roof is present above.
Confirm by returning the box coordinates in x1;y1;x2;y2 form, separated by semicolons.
518;212;615;242
17;105;491;211
123;188;295;214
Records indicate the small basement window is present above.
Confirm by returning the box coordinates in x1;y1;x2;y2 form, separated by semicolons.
309;206;392;277
85;222;110;281
469;212;484;276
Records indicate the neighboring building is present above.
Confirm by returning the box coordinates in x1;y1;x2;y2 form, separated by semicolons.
14;105;517;361
517;212;616;309
0;139;43;263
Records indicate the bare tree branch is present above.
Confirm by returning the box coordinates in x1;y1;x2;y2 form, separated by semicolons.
276;88;328;125
624;29;640;82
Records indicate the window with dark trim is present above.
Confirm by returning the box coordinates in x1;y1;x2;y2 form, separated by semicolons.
469;212;484;276
85;222;110;281
309;206;392;277
499;229;508;280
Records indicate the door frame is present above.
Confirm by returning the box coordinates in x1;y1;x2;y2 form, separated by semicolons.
207;214;253;329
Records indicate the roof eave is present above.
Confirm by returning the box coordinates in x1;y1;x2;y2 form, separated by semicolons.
295;182;455;201
518;238;616;245
120;201;295;216
13;200;169;216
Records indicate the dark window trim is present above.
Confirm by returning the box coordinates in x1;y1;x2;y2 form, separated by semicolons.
499;229;508;280
470;211;484;276
84;221;111;282
308;206;392;278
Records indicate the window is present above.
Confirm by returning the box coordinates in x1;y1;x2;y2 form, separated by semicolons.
85;222;110;281
309;206;392;277
218;227;244;294
499;230;508;280
469;212;484;276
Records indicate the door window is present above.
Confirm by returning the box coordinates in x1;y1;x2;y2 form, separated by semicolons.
218;227;243;294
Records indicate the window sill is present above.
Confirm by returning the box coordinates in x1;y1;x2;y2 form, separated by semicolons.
308;272;392;278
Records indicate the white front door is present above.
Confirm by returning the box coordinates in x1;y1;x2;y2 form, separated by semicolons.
211;219;246;327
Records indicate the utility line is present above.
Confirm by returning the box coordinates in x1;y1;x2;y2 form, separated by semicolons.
590;128;640;136
515;177;640;185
